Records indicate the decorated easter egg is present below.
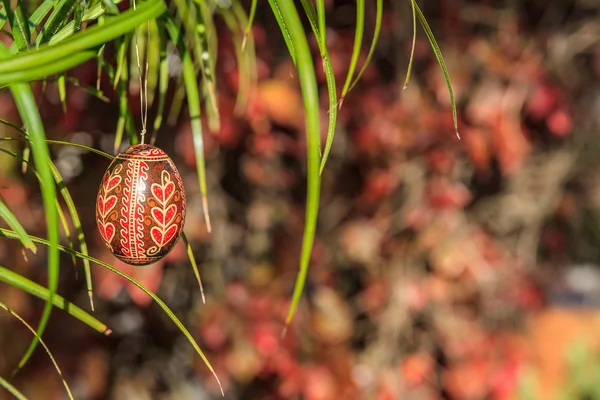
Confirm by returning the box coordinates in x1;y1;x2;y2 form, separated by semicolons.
96;144;186;265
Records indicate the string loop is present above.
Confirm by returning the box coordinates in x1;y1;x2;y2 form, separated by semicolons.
133;0;150;144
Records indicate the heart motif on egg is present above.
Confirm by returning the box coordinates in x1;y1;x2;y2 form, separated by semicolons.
96;144;186;265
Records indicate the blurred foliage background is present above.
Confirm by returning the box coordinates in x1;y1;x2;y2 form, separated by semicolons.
2;0;600;399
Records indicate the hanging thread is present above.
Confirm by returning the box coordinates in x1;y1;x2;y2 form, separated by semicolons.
132;0;149;144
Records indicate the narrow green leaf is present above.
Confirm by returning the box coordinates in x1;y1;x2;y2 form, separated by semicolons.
266;0;296;65
55;196;77;269
65;76;109;102
241;0;256;51
298;0;318;34
195;1;219;132
298;0;337;173
0;199;36;252
0;45;60;369
0;0;166;76
96;43;105;91
316;0;326;55
412;0;459;138
49;162;95;311
164;15;211;232
102;0;119;15
0;264;110;333
0;147;75;269
349;0;382;91
0;376;27;400
0;7;7;32
0;118;24;133
109;36;137;153
34;0;78;46
0;27;13;38
151;24;168;144
403;0;416;90
181;232;205;303
0;51;96;86
7;0;54;54
49;0;125;45
167;77;185;126
0;229;223;396
23;0;54;30
21;144;29;174
201;1;218;69
268;0;321;334
340;0;364;103
73;0;87;33
318;50;337;173
113;32;128;88
0;137;113;159
128;21;144;106
172;0;220;132
221;2;257;116
0;301;74;400
146;19;160;107
58;74;67;113
2;0;31;51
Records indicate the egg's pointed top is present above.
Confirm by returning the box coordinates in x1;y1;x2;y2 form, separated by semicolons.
116;144;170;160
121;144;167;156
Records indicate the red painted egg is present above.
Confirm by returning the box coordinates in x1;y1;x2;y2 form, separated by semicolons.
96;144;186;266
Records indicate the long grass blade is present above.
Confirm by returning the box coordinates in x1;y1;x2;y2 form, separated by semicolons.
0;264;110;334
348;0;382;91
268;0;321;336
181;232;205;303
0;200;36;253
0;51;96;86
2;0;30;51
151;25;168;144
21;145;29;174
298;0;337;174
221;2;256;116
34;0;78;46
49;162;95;311
195;1;219;132
50;0;125;44
0;301;74;400
403;0;416;90
164;15;211;233
0;137;113;159
0;0;166;76
0;6;7;32
241;0;256;51
0;118;24;133
0;229;223;396
102;0;119;15
111;37;137;153
339;0;364;105
113;32;128;88
0;46;60;369
167;77;185;126
316;0;326;54
267;0;296;65
0;376;27;400
146;20;160;107
58;74;67;113
0;147;75;268
172;0;220;132
6;0;53;54
73;0;87;34
218;7;244;112
412;0;459;138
